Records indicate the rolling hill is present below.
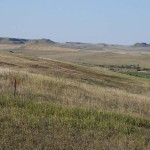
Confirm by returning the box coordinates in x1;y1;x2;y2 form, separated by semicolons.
0;37;150;52
0;50;150;149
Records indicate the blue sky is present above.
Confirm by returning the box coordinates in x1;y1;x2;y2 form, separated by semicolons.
0;0;150;44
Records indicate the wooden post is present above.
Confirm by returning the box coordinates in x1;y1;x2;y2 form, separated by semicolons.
14;78;17;98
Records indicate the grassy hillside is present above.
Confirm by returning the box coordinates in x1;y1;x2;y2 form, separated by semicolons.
1;40;150;68
0;51;150;149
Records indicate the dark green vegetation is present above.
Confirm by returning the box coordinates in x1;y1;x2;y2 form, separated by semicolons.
123;72;150;79
98;64;150;80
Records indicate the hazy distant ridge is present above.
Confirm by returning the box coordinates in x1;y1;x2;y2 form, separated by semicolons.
0;37;55;44
133;42;150;47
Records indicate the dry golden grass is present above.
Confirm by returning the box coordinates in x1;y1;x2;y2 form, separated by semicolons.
13;44;150;68
0;63;150;118
21;43;78;52
0;44;21;50
0;51;150;95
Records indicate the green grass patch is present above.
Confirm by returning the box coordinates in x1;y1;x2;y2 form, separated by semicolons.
123;72;150;79
1;97;150;149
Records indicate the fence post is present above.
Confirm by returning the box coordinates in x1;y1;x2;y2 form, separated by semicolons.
14;78;17;98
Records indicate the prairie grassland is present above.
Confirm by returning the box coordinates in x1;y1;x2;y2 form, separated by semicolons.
0;44;21;50
53;51;150;68
1;97;150;150
0;70;150;118
0;51;150;149
14;46;150;68
21;43;79;52
2;43;150;68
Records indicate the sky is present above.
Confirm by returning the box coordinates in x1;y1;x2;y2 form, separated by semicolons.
0;0;150;45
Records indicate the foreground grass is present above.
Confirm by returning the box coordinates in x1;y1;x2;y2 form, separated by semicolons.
1;97;150;150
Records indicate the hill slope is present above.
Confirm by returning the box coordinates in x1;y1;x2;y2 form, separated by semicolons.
0;51;150;149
